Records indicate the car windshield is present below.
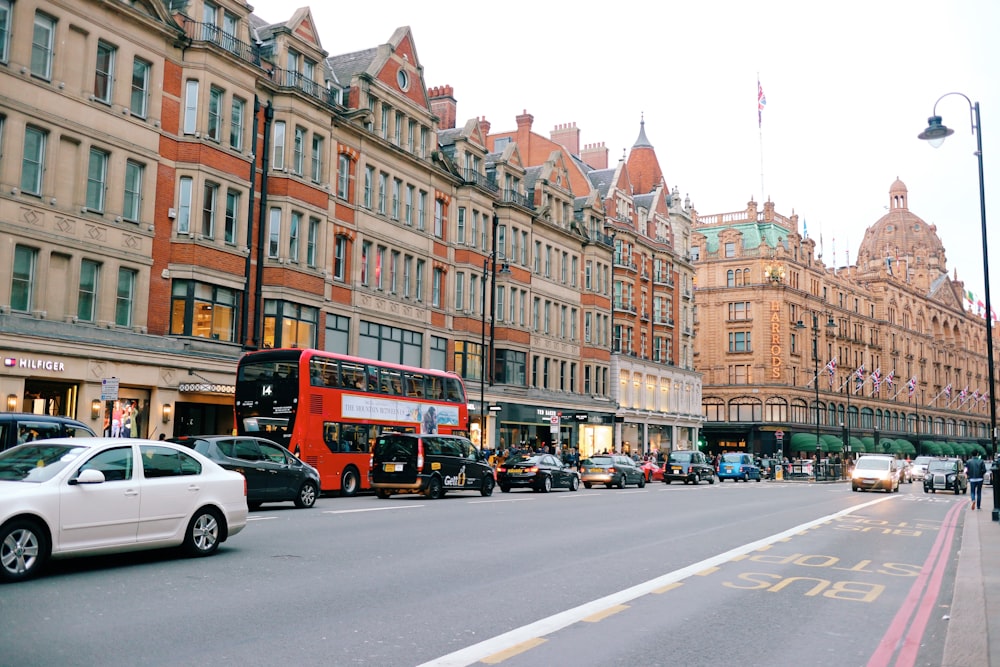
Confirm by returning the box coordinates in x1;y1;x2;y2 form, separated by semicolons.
583;456;613;466
505;455;542;465
669;452;693;462
856;457;891;471
912;457;931;466
0;443;88;482
928;460;956;472
721;453;744;463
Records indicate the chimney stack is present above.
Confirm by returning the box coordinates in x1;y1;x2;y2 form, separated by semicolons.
428;85;457;130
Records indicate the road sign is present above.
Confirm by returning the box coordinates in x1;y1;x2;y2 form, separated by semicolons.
775;430;784;442
101;377;119;402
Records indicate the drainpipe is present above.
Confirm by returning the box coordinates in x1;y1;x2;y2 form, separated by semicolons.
252;101;273;349
241;96;261;349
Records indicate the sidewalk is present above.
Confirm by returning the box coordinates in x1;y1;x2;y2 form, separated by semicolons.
943;502;999;666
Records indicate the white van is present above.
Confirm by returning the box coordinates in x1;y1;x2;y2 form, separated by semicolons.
851;454;899;493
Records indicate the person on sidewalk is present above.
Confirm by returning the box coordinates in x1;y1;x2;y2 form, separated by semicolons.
966;452;987;510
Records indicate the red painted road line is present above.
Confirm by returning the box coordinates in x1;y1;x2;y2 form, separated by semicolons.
866;500;965;667
894;500;962;667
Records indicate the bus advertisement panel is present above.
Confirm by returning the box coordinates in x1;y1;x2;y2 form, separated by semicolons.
235;348;468;494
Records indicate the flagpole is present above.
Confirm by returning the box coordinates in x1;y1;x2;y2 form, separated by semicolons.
757;74;765;202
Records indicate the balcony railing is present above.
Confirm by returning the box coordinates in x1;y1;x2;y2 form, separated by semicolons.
502;188;533;209
181;19;260;67
266;67;339;108
462;169;499;193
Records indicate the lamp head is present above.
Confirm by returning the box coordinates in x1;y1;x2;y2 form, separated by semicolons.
918;115;954;148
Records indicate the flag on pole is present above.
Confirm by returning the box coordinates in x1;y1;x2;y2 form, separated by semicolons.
854;364;866;394
959;386;969;404
944;383;952;399
907;376;917;398
973;389;981;403
885;370;895;388
757;80;766;128
871;367;882;394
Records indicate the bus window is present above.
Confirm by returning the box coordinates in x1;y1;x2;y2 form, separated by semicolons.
366;365;379;392
426;377;445;400
380;369;404;395
444;378;463;402
341;362;366;390
322;422;342;453
405;372;424;397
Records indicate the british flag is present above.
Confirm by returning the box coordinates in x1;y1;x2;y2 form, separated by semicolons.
825;356;837;387
973;389;981;403
959;386;969;404
871;367;882;393
944;383;953;398
907;376;917;397
853;364;866;393
885;370;895;387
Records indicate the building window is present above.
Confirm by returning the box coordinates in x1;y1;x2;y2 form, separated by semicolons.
201;183;218;238
86;148;108;212
263;300;317;349
292;126;305;175
434;199;444;238
115;268;136;327
453;341;483;381
432;268;443;308
359;321;424;367
78;259;100;322
495;350;526;386
454;272;465;311
11;245;37;312
728;331;751;352
405;185;414;226
126;57;150;119
360;241;371;286
724;241;736;258
415;260;424;302
324;314;350;354
207;86;223;141
170;279;238;342
728;364;752;385
224;190;239;244
728;301;751;320
389;251;399;294
31;12;55;80
403;255;412;298
334;236;347;280
271;121;285;169
375;246;386;290
337;154;351;199
230;97;244;149
288;212;300;262
391;178;401;220
307;217;319;267
377;172;387;215
183;80;199;134
0;0;11;64
363;166;374;208
94;41;116;104
407;119;416;153
311;135;324;183
176;176;193;234
21;126;46;195
417;191;426;230
268;208;280;258
123;160;143;222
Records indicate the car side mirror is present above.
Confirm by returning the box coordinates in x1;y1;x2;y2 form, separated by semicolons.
71;468;107;485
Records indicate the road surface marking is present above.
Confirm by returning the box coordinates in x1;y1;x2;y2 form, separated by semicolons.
582;605;630;622
480;638;546;664
322;505;423;515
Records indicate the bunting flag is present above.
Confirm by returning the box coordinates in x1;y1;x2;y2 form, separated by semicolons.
757;79;766;128
973;389;981;403
854;364;866;394
907;376;917;398
825;357;837;387
885;370;895;388
944;383;953;399
871;367;882;395
959;386;969;404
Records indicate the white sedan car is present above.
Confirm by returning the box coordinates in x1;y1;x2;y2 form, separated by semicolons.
0;437;248;582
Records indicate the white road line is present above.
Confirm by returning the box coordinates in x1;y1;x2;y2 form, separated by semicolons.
467;498;536;504
246;516;278;521
416;495;897;667
322;505;423;515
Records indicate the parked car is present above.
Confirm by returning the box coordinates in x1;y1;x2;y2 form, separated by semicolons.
640;459;664;483
579;454;645;489
0;437;248;582
663;450;716;485
370;433;495;499
496;453;580;493
851;454;899;493
717;453;762;482
909;456;932;481
0;413;95;452
170;435;321;509
923;457;968;495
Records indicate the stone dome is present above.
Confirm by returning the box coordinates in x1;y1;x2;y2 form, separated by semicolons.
856;179;947;276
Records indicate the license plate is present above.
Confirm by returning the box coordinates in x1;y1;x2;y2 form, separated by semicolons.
671;467;681;472
589;468;605;473
383;463;403;472
724;466;733;472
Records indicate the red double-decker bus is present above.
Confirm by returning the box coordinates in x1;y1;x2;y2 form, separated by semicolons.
234;348;469;495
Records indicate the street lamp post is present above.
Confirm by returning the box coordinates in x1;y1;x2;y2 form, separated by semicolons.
918;94;997;520
796;315;822;481
478;215;510;453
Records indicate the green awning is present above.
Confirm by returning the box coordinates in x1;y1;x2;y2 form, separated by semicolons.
860;436;875;453
895;439;916;455
790;432;821;450
821;434;844;452
920;440;941;456
848;436;865;453
970;443;987;456
939;442;954;456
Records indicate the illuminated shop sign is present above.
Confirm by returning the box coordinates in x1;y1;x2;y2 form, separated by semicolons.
3;356;66;372
178;383;235;394
769;300;782;379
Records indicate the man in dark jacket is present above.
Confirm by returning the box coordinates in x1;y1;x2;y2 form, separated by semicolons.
966;453;988;510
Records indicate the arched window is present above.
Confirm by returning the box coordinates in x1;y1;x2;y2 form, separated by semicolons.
727;270;735;287
847;406;859;429
860;407;874;429
790;399;808;423
875;409;883;429
765;397;788;422
702;397;724;421
729;396;763;422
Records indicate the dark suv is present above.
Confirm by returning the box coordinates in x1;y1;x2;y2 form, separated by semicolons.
0;413;95;451
371;433;495;499
664;450;716;485
923;457;969;495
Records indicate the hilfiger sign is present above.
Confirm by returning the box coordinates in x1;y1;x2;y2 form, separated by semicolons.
3;357;66;372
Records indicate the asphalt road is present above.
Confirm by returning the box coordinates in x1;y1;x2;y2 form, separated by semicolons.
0;479;965;667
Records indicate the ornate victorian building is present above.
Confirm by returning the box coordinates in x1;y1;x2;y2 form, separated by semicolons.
693;180;995;459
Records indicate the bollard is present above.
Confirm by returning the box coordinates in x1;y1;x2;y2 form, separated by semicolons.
992;458;999;522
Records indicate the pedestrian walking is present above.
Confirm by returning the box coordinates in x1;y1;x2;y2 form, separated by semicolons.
966;452;987;510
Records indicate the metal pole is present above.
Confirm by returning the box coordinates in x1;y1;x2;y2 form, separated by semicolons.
480;258;488;450
814;313;821;482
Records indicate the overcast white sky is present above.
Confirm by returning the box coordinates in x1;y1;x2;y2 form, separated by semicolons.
251;0;1000;309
